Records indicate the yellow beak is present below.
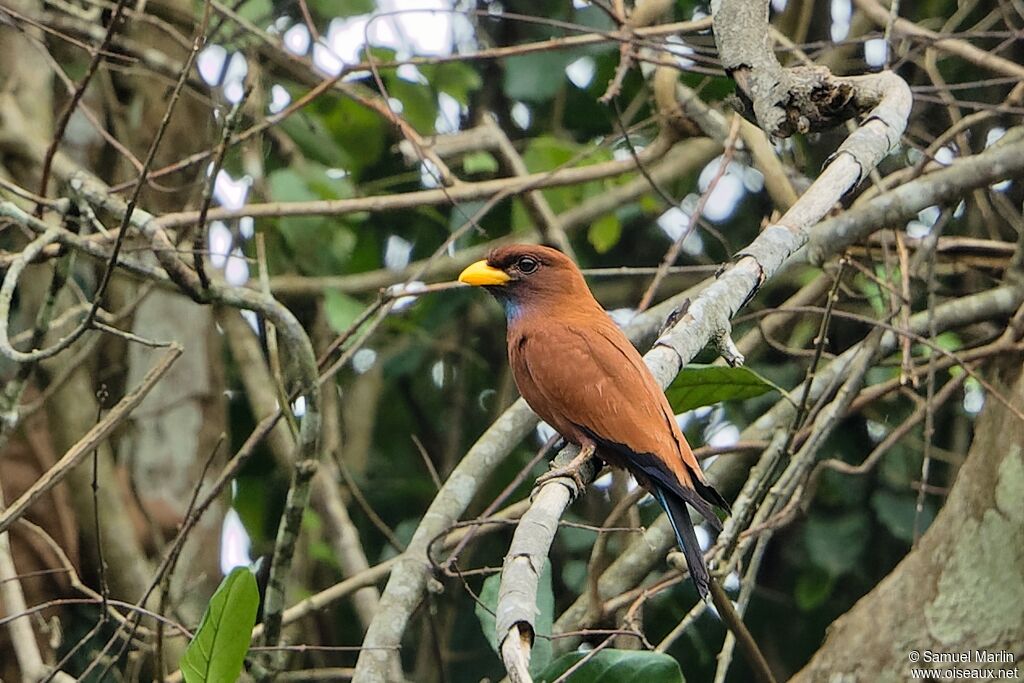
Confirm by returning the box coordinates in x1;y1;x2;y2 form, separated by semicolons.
458;260;511;286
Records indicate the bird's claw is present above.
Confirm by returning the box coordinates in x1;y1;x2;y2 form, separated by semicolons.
533;465;588;496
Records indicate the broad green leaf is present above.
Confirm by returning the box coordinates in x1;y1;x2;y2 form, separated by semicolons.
871;489;934;542
180;567;259;683
422;62;483;105
536;649;685;683
324;290;367;333
474;562;554;675
279;115;352;169
794;566;835;611
463;151;499;175
236;0;273;26
588;214;621;253
666;364;780;413
503;52;576;102
309;0;373;19
474;572;500;657
804;512;870;577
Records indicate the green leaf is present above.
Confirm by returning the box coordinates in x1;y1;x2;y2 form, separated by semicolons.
463;151;499;175
423;62;483;105
474;562;554;675
180;567;259;683
871;489;934;542
666;364;780;413
588;214;621;253
794;566;835;611
236;0;272;25
474;572;500;657
503;52;576;102
536;649;685;683
324;290;367;333
279;115;352;169
804;512;870;577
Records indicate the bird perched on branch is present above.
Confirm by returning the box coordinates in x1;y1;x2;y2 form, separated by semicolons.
459;244;729;599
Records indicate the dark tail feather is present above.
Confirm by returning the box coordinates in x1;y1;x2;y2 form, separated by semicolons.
652;483;710;600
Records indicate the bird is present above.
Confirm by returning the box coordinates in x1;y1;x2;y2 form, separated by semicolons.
458;244;730;599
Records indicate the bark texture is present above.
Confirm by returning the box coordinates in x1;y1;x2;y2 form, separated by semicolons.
791;359;1024;683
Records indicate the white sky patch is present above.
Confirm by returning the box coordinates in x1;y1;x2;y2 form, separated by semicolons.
352;348;378;374
703;174;745;222
224;51;248;82
452;13;477;51
741;165;765;193
697;155;730;191
431;360;446;388
435;91;463;134
934;145;956;166
224;80;245;104
864;38;888;67
388;97;405;114
770;0;788;11
389;280;427;311
208;221;232;268
657;204;704;255
214;170;252;210
985;127;1011;191
565;56;596;89
657;206;691;241
312;41;344;76
866;419;887;443
292;395;307;418
963;380;984;414
906;220;929;238
284;24;311;55
953;200;965;218
695;525;711;550
397;63;428;84
918;205;941;227
724;571;741;592
197;45;226;85
269;84;291;114
535;421;557;445
830;0;851;41
420;159;442;188
664;37;696;69
225;249;249;285
607;308;636;327
592;471;614;490
239;216;255;239
326;168;349;180
241;309;260;333
326;15;370;64
488;1;505;16
510;101;531;130
986;127;1006;147
384;234;414;271
220;508;252;575
380;0;455;56
572;0;587;8
707;422;740;448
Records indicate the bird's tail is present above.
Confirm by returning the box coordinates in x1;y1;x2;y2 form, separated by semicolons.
652;483;711;600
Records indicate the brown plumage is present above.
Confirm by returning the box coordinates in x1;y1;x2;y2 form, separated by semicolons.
459;244;729;598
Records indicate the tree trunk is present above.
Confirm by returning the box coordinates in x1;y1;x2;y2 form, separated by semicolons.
790;358;1024;683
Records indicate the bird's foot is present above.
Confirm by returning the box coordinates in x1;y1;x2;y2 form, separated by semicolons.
534;463;589;494
532;443;596;496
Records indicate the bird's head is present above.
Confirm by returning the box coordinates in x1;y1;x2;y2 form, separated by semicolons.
458;244;594;319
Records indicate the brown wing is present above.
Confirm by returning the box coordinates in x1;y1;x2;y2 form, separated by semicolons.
509;314;703;487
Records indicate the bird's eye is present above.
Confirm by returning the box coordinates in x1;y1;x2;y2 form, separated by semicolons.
517;256;539;274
